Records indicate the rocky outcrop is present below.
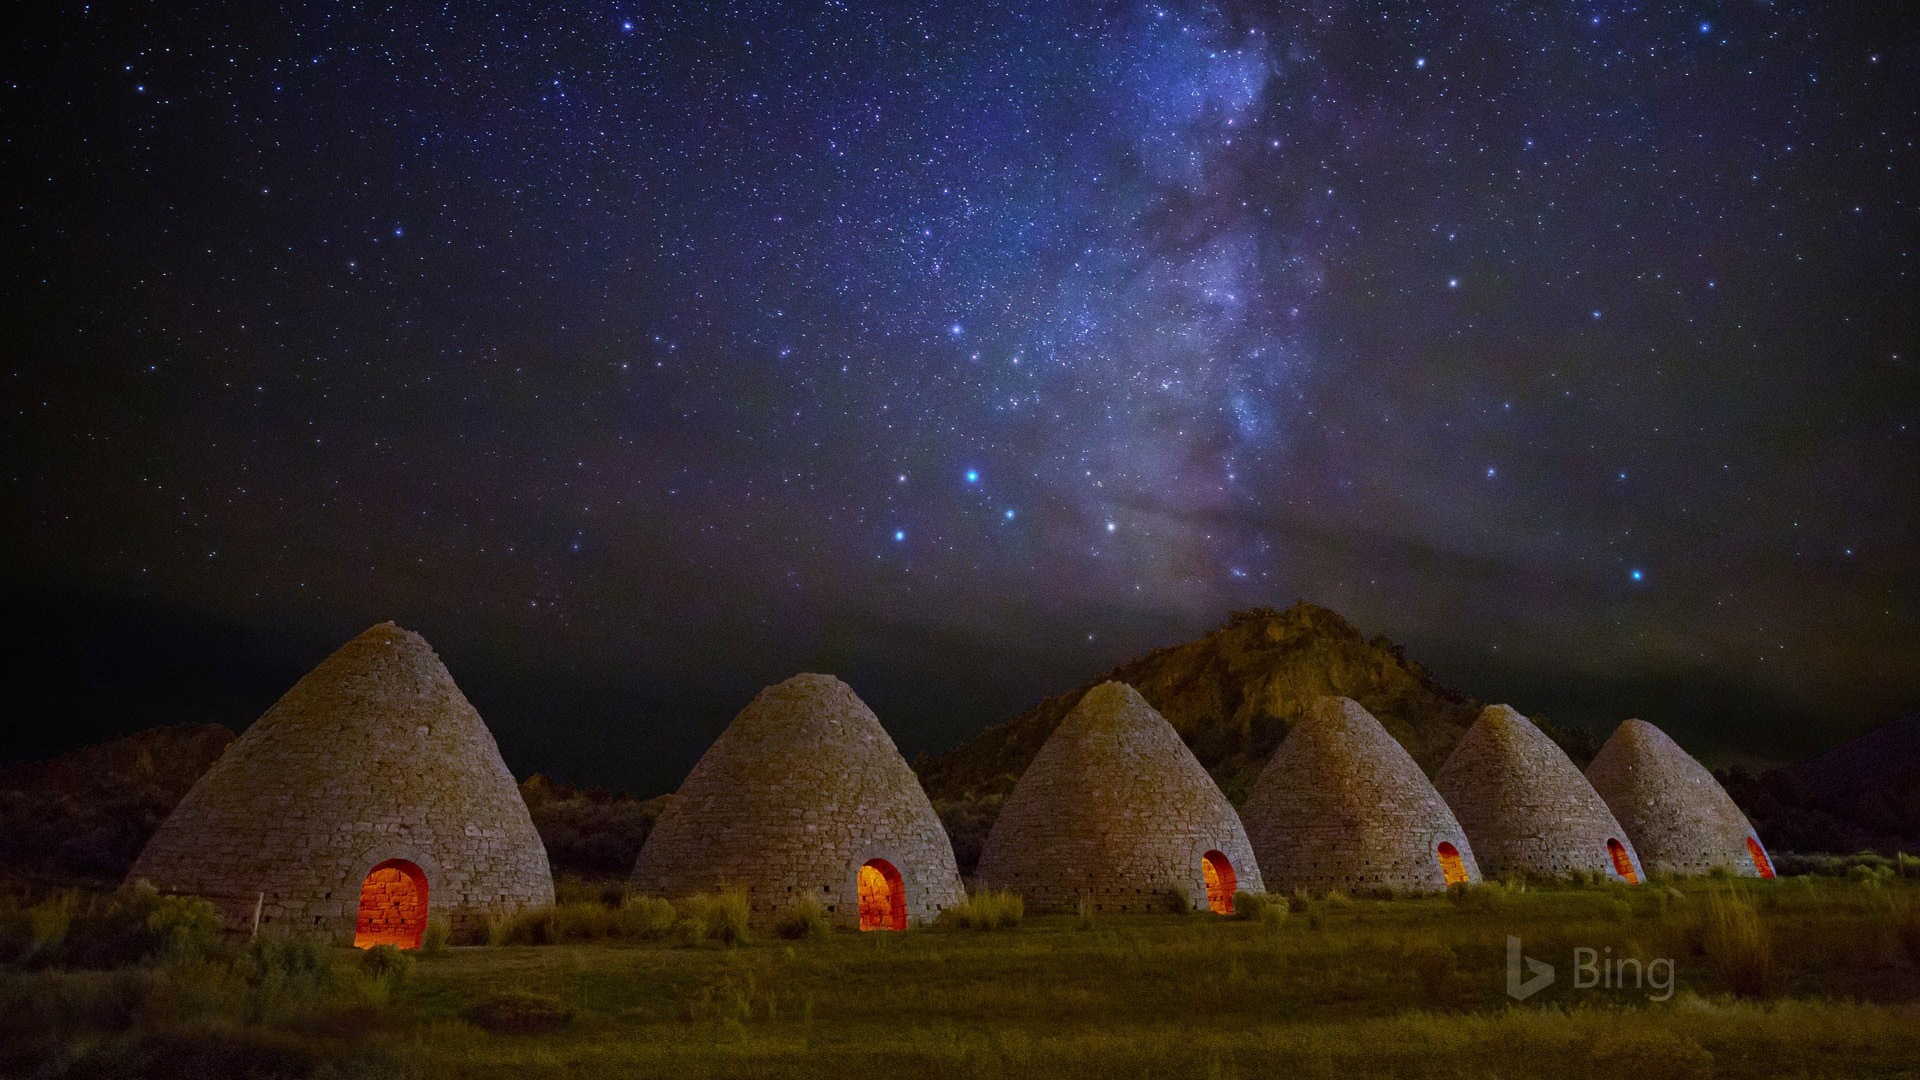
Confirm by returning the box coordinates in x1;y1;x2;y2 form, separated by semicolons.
917;604;1482;871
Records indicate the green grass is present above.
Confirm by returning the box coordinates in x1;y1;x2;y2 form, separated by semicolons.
935;889;1024;930
7;877;1920;1078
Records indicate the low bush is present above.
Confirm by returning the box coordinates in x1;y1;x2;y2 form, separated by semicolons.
237;932;336;991
1228;891;1265;921
463;991;573;1035
1258;899;1289;928
674;891;751;946
358;943;414;983
618;896;678;939
1165;883;1191;915
490;894;733;946
1;886;226;970
490;901;620;945
774;899;831;940
939;890;1023;931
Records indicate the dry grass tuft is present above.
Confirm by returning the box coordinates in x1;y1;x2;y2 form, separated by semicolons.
1701;890;1772;998
939;890;1024;931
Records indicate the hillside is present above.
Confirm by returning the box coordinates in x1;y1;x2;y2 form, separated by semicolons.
0;723;234;884
1720;713;1920;855
0;724;669;884
914;603;1488;871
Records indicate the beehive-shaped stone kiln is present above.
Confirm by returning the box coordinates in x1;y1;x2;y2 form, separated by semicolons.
629;674;963;929
1434;704;1644;883
1586;718;1775;879
1241;696;1481;894
128;622;554;946
975;681;1263;914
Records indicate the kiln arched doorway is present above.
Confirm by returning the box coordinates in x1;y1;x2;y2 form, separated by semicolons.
1436;841;1470;886
354;859;429;949
1201;850;1236;914
1605;838;1641;885
858;858;906;931
1746;836;1776;879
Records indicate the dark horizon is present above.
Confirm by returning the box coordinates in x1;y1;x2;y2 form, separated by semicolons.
4;3;1915;793
1;582;1905;798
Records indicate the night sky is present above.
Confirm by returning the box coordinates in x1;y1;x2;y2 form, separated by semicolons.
3;2;1915;794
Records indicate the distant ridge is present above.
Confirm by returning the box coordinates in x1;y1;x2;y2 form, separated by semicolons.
1722;713;1920;854
1788;712;1920;814
915;603;1486;871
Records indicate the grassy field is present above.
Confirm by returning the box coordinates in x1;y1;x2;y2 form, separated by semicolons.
7;875;1920;1079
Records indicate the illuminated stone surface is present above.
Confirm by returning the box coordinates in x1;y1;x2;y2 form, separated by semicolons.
353;860;428;949
630;674;963;928
128;623;554;943
1586;718;1772;879
857;859;906;931
1241;696;1481;894
1435;705;1643;883
976;681;1263;913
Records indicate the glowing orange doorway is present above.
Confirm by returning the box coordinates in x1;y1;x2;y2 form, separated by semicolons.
354;859;428;949
1605;838;1641;885
858;858;906;931
1746;836;1775;879
1436;841;1470;886
1201;850;1235;914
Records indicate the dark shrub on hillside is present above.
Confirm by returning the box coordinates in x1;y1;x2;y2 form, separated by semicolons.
519;774;669;878
0;725;234;886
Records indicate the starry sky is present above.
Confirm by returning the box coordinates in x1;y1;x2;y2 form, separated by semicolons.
3;2;1915;793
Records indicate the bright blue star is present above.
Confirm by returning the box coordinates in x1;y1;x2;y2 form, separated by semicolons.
1448;277;1459;288
1004;508;1015;520
1486;466;1497;478
1698;21;1711;33
965;469;979;483
621;19;634;31
1415;57;1427;69
1630;568;1645;582
893;530;906;542
948;323;964;337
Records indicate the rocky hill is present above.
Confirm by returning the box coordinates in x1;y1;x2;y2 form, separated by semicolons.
914;603;1491;871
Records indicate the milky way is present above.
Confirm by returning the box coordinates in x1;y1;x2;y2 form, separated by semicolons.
3;3;1915;790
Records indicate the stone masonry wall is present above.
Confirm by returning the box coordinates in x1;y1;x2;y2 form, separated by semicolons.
1586;719;1768;878
1241;696;1481;894
976;682;1265;914
128;623;554;943
1434;705;1644;883
630;674;964;929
